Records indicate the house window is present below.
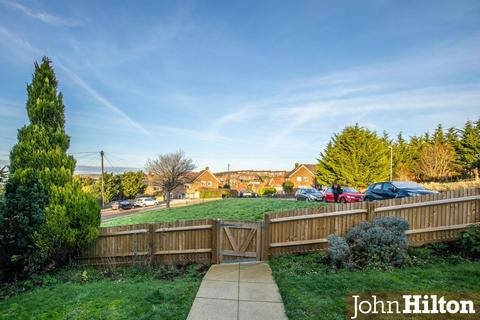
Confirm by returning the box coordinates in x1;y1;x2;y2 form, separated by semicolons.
296;177;302;182
201;181;206;187
303;177;308;182
207;181;212;187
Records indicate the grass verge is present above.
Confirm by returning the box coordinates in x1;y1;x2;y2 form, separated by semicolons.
0;263;208;320
102;198;326;227
269;253;480;320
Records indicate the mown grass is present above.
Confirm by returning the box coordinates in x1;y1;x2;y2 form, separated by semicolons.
269;253;480;320
102;198;326;227
0;263;208;320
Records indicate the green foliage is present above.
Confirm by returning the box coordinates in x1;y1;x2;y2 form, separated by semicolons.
98;173;122;203
458;225;480;259
457;119;480;179
199;188;230;199
0;263;207;319
102;198;326;227
121;171;146;198
328;216;410;270
317;124;390;188
259;187;276;196
270;253;480;320
0;171;47;279
5;57;100;273
282;180;294;193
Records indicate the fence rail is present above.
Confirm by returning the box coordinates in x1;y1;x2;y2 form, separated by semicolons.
78;187;480;265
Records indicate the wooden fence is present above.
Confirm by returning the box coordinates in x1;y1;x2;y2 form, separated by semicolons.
265;188;480;257
78;188;480;265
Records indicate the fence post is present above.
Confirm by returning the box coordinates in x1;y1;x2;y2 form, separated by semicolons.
366;201;374;221
261;214;270;260
148;224;155;266
211;220;218;264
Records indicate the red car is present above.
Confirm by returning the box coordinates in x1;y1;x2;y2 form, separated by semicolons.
324;187;363;203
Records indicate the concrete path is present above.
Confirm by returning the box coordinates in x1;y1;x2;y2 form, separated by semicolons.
187;262;288;320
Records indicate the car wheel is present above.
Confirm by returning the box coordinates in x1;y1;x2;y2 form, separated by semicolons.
340;198;346;203
306;197;311;202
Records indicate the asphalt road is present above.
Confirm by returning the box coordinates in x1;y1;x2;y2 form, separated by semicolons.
101;203;165;221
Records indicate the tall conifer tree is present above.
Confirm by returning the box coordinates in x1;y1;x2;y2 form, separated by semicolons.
8;57;100;266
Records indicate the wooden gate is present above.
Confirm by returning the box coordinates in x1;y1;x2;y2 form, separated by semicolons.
217;220;263;263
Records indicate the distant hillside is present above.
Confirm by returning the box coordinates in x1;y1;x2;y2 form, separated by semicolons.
215;170;287;185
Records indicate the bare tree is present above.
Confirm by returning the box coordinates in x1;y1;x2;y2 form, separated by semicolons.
145;150;195;208
416;143;459;181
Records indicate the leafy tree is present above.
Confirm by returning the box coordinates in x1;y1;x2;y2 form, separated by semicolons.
74;175;100;200
317;124;390;189
121;171;146;198
392;132;416;180
282;181;294;193
457;119;480;180
98;173;122;203
0;171;47;278
432;124;446;144
146;150;195;208
7;57;100;269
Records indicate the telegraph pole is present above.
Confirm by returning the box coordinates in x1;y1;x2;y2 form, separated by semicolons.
389;146;393;182
100;150;105;207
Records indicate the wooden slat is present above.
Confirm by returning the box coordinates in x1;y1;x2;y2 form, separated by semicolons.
224;227;239;251
406;222;480;234
375;195;480;212
270;209;367;223
239;228;256;253
78;251;150;259
270;238;328;248
155;225;212;232
99;229;148;237
154;248;212;255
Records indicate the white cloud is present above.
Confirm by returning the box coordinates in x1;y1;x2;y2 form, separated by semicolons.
0;0;81;26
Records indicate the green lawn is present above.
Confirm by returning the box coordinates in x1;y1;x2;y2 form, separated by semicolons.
102;198;326;227
0;264;208;320
269;253;480;320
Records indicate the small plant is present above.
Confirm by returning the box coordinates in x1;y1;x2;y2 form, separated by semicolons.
458;225;480;259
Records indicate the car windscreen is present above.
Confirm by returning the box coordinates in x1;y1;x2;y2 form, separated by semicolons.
304;189;321;194
343;188;359;193
392;182;425;190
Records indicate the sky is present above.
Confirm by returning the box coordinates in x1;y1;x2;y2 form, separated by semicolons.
0;0;479;172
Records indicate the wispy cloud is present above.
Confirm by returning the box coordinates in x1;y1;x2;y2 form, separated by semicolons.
56;61;150;136
0;0;81;26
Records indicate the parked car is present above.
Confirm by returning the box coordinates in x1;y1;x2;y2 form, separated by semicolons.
324;187;363;203
134;197;159;207
363;181;438;201
239;190;257;198
295;188;324;201
111;200;133;210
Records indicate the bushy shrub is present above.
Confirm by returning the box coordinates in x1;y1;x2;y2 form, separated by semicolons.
259;187;276;196
0;171;47;279
327;235;352;270
458;225;480;259
282;181;294;193
327;216;410;270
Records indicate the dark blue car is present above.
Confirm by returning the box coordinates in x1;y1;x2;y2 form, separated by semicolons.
363;181;438;201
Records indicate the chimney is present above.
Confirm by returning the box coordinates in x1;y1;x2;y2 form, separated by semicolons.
205;166;209;171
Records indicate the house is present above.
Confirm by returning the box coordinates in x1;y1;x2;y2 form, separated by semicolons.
265;177;285;193
285;163;318;189
184;167;221;199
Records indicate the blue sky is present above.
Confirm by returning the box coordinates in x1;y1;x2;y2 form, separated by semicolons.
0;0;479;172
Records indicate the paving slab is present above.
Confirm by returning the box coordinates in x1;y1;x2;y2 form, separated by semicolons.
187;262;288;320
188;298;237;320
